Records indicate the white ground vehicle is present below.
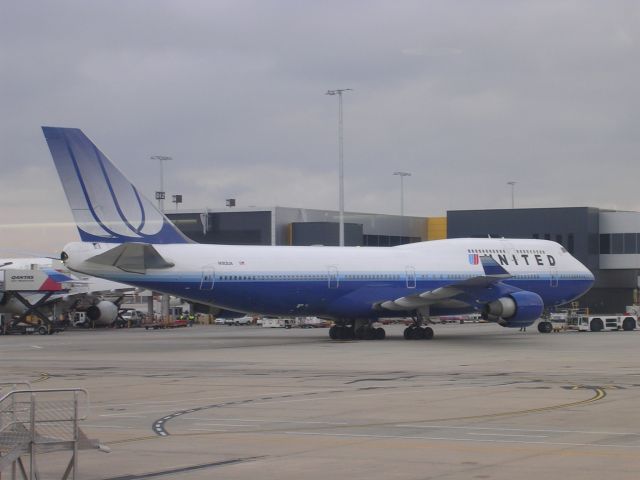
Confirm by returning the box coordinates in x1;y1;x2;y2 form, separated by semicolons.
120;309;145;327
215;316;254;326
232;316;254;326
567;315;638;332
261;317;300;328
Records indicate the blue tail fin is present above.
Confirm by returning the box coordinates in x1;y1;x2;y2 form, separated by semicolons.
42;127;191;244
480;255;511;277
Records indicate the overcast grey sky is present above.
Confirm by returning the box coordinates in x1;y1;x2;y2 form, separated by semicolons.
1;1;639;253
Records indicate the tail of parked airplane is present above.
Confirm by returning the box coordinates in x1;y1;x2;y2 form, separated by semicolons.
42;127;191;244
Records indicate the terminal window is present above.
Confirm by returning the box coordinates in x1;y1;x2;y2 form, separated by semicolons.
624;233;637;254
611;233;623;254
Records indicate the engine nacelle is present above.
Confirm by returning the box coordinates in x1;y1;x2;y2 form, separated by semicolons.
481;291;544;328
86;301;119;326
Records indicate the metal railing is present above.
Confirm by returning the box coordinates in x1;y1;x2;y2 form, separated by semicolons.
0;387;94;480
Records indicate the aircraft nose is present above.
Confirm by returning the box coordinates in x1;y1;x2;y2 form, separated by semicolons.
583;266;595;286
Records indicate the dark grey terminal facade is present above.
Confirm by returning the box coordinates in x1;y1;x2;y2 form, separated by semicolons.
166;206;640;314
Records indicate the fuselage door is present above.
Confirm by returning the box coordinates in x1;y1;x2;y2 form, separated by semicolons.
406;266;417;289
200;267;215;290
328;266;339;289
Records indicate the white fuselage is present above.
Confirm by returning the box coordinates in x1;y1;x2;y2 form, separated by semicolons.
61;238;594;319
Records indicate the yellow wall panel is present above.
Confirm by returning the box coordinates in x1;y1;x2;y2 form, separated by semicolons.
427;217;447;240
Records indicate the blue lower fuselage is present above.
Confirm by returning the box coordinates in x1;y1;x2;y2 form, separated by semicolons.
114;274;593;319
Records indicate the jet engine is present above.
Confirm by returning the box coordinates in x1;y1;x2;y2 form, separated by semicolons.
481;291;544;328
86;300;119;326
0;295;28;315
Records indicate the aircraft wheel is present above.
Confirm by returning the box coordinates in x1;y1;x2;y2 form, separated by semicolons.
422;326;434;340
622;318;636;331
410;327;425;340
538;321;552;333
403;327;412;340
364;327;376;340
375;327;386;340
329;326;339;340
342;327;355;340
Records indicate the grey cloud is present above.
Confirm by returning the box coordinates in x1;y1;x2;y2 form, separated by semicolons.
2;1;640;252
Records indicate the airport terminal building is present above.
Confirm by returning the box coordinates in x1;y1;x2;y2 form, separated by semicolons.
167;207;447;247
167;206;640;313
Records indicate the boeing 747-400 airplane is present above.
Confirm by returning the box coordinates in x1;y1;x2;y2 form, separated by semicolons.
42;127;594;340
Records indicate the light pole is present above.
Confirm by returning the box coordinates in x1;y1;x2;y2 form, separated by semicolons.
150;155;172;212
507;181;516;209
326;88;352;247
150;155;172;323
393;171;411;216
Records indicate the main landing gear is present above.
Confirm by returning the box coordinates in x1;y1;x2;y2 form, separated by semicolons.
329;319;386;340
403;311;435;340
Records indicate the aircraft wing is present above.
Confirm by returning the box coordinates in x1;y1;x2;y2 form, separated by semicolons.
380;256;513;311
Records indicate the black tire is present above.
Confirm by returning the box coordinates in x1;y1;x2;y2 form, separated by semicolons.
423;326;434;340
538;321;552;333
622;317;636;331
37;326;48;335
342;327;355;340
410;327;425;340
403;327;412;340
374;328;386;340
354;326;365;340
590;318;604;332
363;327;376;340
329;325;338;340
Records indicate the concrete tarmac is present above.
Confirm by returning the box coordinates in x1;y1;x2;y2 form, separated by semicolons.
1;322;639;479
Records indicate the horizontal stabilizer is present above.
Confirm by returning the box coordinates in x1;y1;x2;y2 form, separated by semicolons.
85;243;174;274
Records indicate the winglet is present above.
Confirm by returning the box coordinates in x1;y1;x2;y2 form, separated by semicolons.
42;127;192;244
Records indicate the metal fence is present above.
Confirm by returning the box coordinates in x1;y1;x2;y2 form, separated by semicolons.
0;387;93;480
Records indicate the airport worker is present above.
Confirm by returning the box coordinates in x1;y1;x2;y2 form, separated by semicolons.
188;313;195;327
